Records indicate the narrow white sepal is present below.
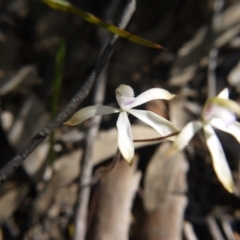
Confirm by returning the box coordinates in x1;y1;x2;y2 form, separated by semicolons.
211;118;240;144
171;120;203;151
127;88;175;109
128;109;178;140
64;105;120;126
203;124;234;193
227;121;240;143
217;88;229;99
116;112;134;164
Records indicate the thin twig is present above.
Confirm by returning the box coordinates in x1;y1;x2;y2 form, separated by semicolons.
79;129;179;188
220;216;235;240
206;216;225;240
79;148;121;189
208;48;218;98
78;130;180;190
78;129;179;190
183;221;199;240
74;8;112;240
207;0;224;98
74;36;108;240
133;131;180;143
73;1;136;240
0;2;134;184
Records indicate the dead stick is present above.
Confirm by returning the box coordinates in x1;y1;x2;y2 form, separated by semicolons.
133;131;180;143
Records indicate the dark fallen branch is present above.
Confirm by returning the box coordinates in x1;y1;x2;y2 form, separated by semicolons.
0;14;122;184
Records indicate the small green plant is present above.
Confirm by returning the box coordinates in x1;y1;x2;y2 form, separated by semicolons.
49;40;65;165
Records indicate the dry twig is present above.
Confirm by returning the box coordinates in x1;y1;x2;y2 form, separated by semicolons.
207;0;224;98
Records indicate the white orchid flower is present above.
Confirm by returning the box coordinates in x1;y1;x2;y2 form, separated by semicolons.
171;88;240;193
65;85;178;165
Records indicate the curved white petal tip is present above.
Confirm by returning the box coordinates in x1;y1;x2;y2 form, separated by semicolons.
116;112;134;164
204;124;234;193
64;105;120;126
217;88;229;99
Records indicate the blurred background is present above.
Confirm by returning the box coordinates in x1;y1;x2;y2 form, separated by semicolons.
1;0;240;239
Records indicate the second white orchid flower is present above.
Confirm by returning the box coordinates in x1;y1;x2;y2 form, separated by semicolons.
65;85;178;164
170;88;240;193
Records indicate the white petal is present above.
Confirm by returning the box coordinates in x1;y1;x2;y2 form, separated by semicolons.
227;121;240;143
128;109;178;140
64;105;120;126
211;118;240;143
171;121;203;151
204;124;234;193
127;88;175;109
217;88;229;99
209;118;227;130
116;112;134;164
